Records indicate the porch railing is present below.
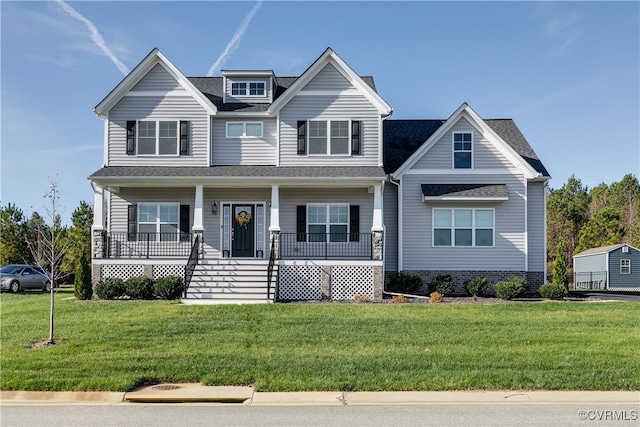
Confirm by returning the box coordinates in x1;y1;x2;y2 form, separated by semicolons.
101;232;193;258
267;235;277;301
574;271;607;290
279;233;373;259
183;234;200;297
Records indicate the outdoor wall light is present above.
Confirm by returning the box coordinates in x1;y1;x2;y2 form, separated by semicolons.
211;201;218;214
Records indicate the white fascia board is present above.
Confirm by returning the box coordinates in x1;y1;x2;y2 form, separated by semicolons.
94;48;217;117
267;48;392;116
90;176;387;188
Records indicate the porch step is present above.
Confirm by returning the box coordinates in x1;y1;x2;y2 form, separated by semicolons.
184;260;276;303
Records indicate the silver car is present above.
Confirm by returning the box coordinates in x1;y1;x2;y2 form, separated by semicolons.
0;264;52;292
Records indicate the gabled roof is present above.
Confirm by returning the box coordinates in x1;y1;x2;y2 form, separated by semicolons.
386;103;550;180
94;48;217;117
421;184;509;201
574;244;640;257
267;47;392;116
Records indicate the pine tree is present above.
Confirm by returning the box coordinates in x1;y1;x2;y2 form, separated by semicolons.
553;240;569;289
74;254;92;300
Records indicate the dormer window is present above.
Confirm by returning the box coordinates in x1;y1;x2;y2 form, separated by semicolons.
231;81;265;96
453;132;473;169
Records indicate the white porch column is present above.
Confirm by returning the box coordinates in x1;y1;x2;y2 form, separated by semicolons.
269;185;280;231
91;184;105;231
193;185;204;231
371;184;383;232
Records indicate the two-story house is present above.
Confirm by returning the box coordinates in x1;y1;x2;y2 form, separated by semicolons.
89;48;550;302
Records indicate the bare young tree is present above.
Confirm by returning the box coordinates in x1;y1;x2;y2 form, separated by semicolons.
27;176;73;345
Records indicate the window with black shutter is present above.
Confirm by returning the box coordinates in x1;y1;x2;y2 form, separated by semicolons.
126;121;136;155
179;205;190;241
297;121;307;155
351;121;361;155
179;121;189;155
296;205;307;242
127;205;137;241
350;205;360;242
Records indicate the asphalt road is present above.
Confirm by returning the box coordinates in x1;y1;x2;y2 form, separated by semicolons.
569;291;640;302
2;403;639;427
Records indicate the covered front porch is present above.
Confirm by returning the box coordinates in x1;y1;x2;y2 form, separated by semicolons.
90;170;385;302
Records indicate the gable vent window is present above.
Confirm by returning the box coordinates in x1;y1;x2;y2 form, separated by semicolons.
453;132;473;169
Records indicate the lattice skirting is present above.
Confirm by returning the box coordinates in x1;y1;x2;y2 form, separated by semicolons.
100;264;144;282
330;265;374;301
153;265;185;280
278;265;323;300
277;264;376;301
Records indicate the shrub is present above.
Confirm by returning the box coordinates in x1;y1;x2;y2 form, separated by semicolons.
387;272;423;294
154;275;184;300
538;282;568;300
95;278;126;300
74;254;93;300
429;291;443;303
125;276;155;300
427;274;455;296
494;277;528;300
353;293;371;303
463;276;490;297
389;294;408;304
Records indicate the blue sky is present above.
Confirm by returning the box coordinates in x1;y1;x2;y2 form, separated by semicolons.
1;1;639;223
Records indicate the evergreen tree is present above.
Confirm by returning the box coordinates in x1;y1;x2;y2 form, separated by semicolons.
553;239;569;289
0;203;30;264
74;254;93;300
62;201;93;276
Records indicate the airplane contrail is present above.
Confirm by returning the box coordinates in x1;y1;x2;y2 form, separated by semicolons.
55;0;130;75
207;1;263;77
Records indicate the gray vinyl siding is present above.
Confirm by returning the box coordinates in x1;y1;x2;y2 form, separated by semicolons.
130;64;180;92
413;117;512;170
383;183;398;272
574;253;606;274
109;188;196;234
279;64;381;166
224;77;272;104
608;247;640;287
108;87;208;167
278;188;374;234
527;181;546;271
211;118;277;165
400;173;526;271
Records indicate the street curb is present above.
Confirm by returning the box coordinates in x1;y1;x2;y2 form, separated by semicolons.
0;391;125;404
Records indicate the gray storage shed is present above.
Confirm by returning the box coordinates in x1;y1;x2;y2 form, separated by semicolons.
573;244;640;291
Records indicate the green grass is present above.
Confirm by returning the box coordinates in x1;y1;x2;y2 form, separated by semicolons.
1;291;639;392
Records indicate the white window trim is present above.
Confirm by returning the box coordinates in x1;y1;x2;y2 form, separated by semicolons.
620;259;631;274
307;119;351;156
231;81;266;97
138;202;180;242
225;121;263;138
432;208;495;247
136;120;179;156
452;131;474;170
307;203;350;243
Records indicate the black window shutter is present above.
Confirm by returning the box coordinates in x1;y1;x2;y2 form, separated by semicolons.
127;205;137;241
179;121;189;155
351;121;361;155
350;205;360;242
297;121;307;155
296;205;307;242
179;205;190;242
126;121;136;155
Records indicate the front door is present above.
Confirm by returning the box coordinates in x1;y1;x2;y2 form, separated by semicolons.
232;204;255;257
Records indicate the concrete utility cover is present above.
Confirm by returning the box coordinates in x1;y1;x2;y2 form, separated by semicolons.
124;383;253;403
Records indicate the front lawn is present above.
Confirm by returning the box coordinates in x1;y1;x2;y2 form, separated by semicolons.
1;291;638;392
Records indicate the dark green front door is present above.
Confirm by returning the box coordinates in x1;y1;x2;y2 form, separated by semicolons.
232;204;254;257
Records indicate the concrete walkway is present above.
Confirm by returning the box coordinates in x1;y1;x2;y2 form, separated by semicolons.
1;384;638;405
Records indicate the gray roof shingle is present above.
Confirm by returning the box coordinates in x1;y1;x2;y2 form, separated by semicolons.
383;119;550;177
421;184;509;199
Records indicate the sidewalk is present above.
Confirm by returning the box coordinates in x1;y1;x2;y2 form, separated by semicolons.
2;384;639;405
